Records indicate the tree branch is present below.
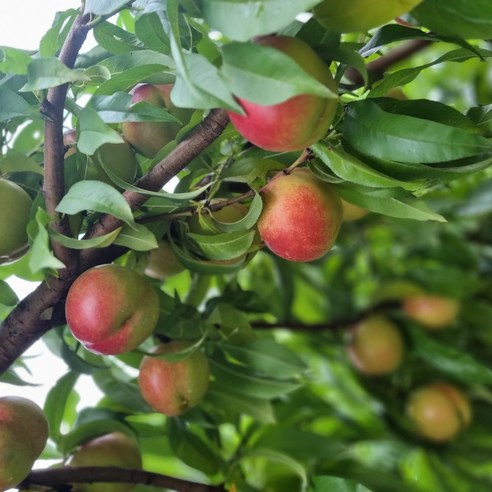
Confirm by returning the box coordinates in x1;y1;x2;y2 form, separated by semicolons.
80;108;230;267
23;466;225;492
344;39;431;88
0;110;230;374
251;300;400;332
43;9;90;270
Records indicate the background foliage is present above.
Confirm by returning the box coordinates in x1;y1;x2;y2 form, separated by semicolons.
1;0;492;491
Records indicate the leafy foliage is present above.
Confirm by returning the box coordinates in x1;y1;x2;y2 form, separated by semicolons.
0;0;492;491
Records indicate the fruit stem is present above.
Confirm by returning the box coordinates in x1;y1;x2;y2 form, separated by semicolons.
283;148;313;175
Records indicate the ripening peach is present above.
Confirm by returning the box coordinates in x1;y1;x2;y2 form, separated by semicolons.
403;295;460;330
258;168;342;262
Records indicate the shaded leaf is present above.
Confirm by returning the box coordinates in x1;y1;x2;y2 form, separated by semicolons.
56;180;135;226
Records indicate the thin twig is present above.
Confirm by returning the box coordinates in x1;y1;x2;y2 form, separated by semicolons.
345;39;431;87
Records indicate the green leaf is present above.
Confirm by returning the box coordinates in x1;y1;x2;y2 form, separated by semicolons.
311;476;372;492
0;367;37;386
343;100;492;164
0;279;18;306
221;157;285;184
205;385;275;423
368;47;492;98
200;0;322;42
311;143;420;191
28;208;66;274
20;58;89;91
400;449;446;492
209;356;301;400
220;339;306;379
253;426;345;462
49;228;122;250
134;12;170;53
338;187;446;222
61;413;135;455
94;21;140;55
0;151;44;175
168;418;223;475
77;106;124;155
84;0;131;16
410;326;492;385
0;47;33;74
167;0;241;111
412;0;492;39
92;369;150;413
0;89;37;121
91;92;178;124
56;180;135;226
243;448;308;488
188;229;255;261
113;223;158;251
221;42;336;106
44;372;79;444
169;236;248;274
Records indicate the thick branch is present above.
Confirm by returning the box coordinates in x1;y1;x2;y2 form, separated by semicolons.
0;110;229;374
0;278;71;372
23;466;225;492
43;10;90;269
80;108;230;267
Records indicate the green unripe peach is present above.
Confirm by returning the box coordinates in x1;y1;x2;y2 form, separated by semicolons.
403;295;460;330
66;432;142;492
314;0;423;33
227;35;338;152
341;199;369;222
0;178;32;262
258;168;342;262
0;396;49;491
122;84;192;158
406;382;471;442
145;239;185;280
348;315;404;376
64;130;138;186
138;341;210;416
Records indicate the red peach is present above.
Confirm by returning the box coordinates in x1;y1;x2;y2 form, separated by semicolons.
258;168;342;262
65;264;159;355
227;35;338;152
139;341;210;416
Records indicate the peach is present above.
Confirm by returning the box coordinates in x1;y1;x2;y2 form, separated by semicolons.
139;341;210;416
258;168;342;262
227;35;338;152
65;264;159;355
403;295;460;330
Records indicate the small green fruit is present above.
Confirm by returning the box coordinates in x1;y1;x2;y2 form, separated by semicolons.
67;432;142;492
0;396;49;491
122;84;192;158
0;178;32;262
145;239;185;280
341;199;369;222
138;341;210;416
63;130;138;186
